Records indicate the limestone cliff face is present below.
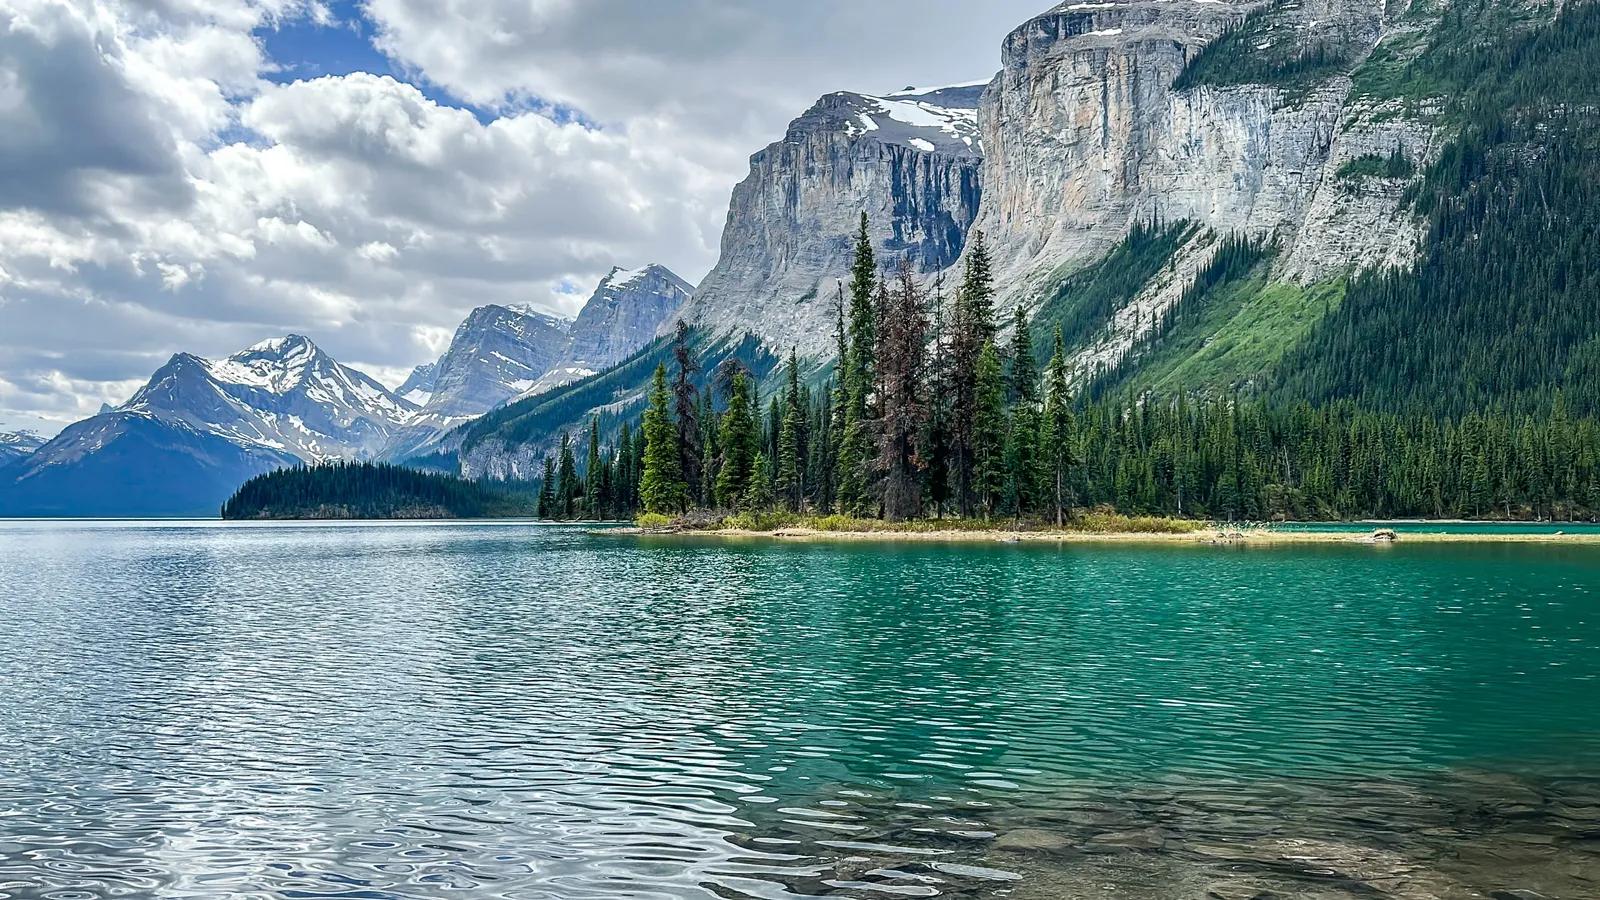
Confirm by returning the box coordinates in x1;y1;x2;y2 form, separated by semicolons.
975;0;1427;307
674;86;987;357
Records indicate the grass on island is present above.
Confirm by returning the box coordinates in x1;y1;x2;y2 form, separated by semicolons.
634;509;1204;537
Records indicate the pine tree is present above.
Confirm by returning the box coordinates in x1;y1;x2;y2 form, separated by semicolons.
925;273;954;517
584;419;603;519
776;350;805;511
876;260;930;522
555;432;581;519
699;386;719;507
715;371;758;509
846;213;877;420
837;420;871;518
1040;326;1078;525
746;453;776;512
971;340;1007;517
951;232;996;515
671;321;704;502
1008;305;1038;406
640;363;688;515
536;454;557;519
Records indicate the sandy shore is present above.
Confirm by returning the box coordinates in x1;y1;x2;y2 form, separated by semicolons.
601;525;1600;546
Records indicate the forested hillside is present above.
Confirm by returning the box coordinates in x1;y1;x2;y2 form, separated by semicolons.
222;463;539;520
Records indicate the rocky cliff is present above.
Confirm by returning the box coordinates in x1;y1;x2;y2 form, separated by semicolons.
973;0;1441;374
673;84;988;357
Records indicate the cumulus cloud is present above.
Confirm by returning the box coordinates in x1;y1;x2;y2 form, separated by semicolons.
0;0;1046;433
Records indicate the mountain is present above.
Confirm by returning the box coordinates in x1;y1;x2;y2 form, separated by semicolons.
559;265;695;382
0;430;45;465
383;265;691;461
0;336;416;517
380;306;573;461
671;84;986;356
396;362;438;406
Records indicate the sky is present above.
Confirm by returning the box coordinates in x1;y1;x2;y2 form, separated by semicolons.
0;0;1048;435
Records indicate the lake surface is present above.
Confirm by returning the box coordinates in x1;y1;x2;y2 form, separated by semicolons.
1;521;1597;899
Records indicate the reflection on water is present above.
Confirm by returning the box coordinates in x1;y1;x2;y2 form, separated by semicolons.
0;521;1597;898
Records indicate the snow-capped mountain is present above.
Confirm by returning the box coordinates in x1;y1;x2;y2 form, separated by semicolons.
0;430;45;465
519;264;694;398
381;306;574;460
0;336;417;517
384;264;691;460
396;362;438;407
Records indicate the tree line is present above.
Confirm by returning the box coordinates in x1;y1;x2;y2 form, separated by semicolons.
222;462;538;519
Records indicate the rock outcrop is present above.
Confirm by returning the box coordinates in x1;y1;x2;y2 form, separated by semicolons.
674;84;988;356
975;0;1421;302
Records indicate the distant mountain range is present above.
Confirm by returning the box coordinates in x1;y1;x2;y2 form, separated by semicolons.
0;336;415;517
0;264;689;517
0;430;45;465
382;264;691;460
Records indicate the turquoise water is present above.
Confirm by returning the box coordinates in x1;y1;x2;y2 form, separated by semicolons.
1;521;1597;898
1272;520;1600;536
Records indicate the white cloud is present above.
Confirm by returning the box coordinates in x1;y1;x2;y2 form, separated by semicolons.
0;0;1046;434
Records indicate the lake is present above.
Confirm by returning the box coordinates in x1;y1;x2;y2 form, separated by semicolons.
1;521;1597;899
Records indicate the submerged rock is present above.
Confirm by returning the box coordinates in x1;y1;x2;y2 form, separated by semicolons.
994;828;1075;852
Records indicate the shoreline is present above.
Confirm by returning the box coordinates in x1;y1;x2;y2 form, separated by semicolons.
602;525;1600;546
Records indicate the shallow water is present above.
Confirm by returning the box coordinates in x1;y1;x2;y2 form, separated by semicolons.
0;521;1596;899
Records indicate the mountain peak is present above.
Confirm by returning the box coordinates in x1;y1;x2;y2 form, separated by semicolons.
599;263;693;298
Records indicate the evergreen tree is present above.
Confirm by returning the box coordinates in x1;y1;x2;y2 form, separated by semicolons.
876;260;930;522
640;364;688;515
951;233;996;515
925;274;954;517
584;419;603;519
776;350;806;510
1004;306;1042;517
746;453;776;512
556;432;581;519
715;371;758;509
671;321;704;501
536;454;557;519
971;341;1007;517
845;213;878;420
1040;327;1078;525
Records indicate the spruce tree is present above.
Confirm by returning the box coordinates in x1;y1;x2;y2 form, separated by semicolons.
640;364;688;515
776;350;805;511
536;454;557;519
925;274;953;517
715;372;758;509
671;321;704;501
746;453;776;512
555;433;581;519
584;419;603;519
876;260;930;522
971;341;1007;517
1040;326;1078;525
846;213;877;419
951;233;996;515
